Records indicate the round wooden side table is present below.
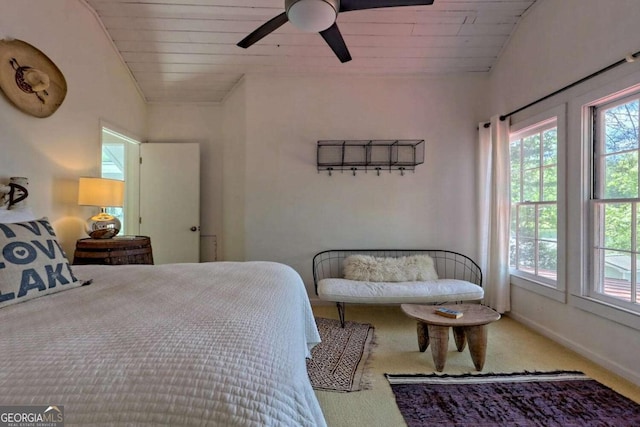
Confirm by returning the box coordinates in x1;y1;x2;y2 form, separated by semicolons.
401;303;501;372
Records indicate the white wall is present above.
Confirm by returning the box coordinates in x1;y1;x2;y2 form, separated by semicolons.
146;103;223;261
489;0;640;385
0;0;146;256
490;0;640;115
228;73;488;295
221;79;247;261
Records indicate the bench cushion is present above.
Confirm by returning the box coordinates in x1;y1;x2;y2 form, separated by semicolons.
317;278;484;304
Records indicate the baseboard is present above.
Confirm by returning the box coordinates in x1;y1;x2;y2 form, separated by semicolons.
507;312;640;387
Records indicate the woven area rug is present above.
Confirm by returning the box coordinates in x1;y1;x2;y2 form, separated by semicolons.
307;317;374;392
386;371;640;426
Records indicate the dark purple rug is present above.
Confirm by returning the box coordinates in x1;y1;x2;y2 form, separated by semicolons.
385;371;640;426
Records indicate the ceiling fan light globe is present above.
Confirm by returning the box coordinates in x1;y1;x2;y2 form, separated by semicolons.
286;0;339;32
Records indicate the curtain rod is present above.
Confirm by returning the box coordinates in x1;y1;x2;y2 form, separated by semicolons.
499;50;640;121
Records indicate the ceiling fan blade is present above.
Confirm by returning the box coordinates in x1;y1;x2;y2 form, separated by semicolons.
340;0;434;12
237;12;289;48
320;23;352;63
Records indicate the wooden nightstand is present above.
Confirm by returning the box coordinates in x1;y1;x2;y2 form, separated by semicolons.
73;236;154;265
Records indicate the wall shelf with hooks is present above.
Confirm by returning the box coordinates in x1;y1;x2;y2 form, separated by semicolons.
317;140;425;176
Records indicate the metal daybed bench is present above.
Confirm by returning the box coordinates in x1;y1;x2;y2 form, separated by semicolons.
313;249;484;327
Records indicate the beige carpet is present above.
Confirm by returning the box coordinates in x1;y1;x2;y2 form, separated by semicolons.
311;304;640;427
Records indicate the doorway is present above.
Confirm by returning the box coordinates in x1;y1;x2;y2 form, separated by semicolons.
100;126;140;236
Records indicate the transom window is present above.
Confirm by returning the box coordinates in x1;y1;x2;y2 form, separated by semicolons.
592;91;640;310
509;118;558;286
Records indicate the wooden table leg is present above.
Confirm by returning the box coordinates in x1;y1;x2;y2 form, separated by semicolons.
417;322;429;352
427;325;449;372
452;326;466;352
465;324;488;371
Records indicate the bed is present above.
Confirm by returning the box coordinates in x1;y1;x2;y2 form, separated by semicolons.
0;217;326;426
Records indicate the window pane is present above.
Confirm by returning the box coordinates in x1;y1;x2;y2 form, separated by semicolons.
603;100;639;153
517;238;535;274
510;139;522;163
603;152;638;199
538;241;557;280
636;203;640;252
636;254;640;303
510;152;521;204
602;250;632;302
542;128;557;166
523;168;540;201
592;93;640;313
604;203;632;251
101;135;126;233
538;204;557;241
509;120;558;286
518;205;536;238
542;165;557;201
522;134;541;170
509;212;517;267
102;144;125;180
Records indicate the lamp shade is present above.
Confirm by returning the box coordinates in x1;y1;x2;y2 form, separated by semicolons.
78;177;124;207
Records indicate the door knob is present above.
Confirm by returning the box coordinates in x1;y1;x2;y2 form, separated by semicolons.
190;226;199;232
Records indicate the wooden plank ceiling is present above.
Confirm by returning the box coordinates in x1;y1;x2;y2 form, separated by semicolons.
85;0;537;103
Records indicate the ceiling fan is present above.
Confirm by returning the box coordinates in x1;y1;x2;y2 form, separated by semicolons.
237;0;435;63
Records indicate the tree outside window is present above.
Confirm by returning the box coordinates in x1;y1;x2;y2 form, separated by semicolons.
509;120;558;285
593;94;640;306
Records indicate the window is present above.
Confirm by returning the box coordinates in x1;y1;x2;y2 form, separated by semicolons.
591;91;640;311
509;118;558;287
100;126;141;237
101;128;126;233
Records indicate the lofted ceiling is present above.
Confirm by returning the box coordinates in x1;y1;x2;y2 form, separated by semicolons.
85;0;537;103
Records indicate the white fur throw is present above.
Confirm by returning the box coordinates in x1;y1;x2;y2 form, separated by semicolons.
343;255;438;282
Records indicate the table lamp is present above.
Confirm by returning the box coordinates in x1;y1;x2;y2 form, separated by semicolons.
78;177;124;239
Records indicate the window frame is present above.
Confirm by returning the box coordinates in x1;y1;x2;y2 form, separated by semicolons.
588;90;640;314
508;105;567;303
567;73;640;331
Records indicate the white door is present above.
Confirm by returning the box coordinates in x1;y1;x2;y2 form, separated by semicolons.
140;143;200;264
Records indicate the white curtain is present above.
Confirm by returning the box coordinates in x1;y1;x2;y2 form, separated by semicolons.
477;115;511;313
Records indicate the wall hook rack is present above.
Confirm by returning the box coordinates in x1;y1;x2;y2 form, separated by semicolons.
317;140;425;176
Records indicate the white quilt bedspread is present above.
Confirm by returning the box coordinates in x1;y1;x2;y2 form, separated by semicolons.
0;261;325;426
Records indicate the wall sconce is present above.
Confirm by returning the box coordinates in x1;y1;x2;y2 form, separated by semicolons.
78;177;124;239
